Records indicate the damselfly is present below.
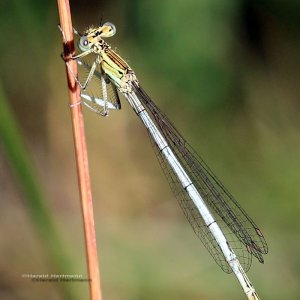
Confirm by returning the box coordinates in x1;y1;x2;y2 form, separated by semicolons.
59;22;268;300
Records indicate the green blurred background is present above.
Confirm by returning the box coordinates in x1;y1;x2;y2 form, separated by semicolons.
1;0;300;299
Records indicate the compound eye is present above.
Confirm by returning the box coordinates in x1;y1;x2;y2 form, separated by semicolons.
101;22;116;38
78;36;89;51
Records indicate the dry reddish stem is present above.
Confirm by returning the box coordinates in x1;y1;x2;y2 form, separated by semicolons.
56;1;102;299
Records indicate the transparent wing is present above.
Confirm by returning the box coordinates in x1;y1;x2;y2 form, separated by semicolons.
132;82;268;273
77;58;121;115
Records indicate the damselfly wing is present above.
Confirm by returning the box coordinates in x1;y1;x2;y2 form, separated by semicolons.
77;59;268;273
132;83;268;273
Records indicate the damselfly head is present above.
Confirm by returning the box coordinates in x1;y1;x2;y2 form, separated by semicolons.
78;22;116;52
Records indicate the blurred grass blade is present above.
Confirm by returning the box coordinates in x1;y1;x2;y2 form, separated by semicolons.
0;83;76;300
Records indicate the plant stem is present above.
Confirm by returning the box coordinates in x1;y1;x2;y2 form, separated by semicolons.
56;1;102;299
